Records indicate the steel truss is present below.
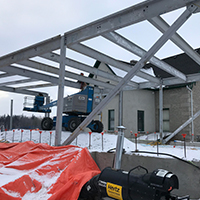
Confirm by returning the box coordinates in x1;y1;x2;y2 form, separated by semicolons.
0;0;200;145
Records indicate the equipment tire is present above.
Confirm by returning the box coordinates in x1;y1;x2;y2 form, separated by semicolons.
92;120;103;133
41;117;53;130
68;118;81;132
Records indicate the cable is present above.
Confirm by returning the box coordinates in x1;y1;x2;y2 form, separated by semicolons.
107;148;200;170
131;150;200;170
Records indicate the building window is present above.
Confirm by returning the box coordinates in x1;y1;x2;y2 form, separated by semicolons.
163;108;170;132
138;110;144;132
108;109;115;130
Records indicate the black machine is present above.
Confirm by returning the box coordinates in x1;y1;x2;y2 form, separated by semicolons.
79;166;190;200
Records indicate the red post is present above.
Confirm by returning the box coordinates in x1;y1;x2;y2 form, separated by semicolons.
20;129;24;142
89;132;92;149
30;129;32;141
134;133;138;137
4;129;7;141
12;129;15;143
130;130;133;137
182;134;187;157
135;133;138;151
49;131;52;146
39;131;42;143
182;134;187;138
154;132;157;140
101;132;104;151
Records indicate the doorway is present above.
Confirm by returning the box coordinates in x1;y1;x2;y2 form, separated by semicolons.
138;110;144;132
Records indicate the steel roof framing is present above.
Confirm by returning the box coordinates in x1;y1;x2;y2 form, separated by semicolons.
0;0;200;145
63;2;199;145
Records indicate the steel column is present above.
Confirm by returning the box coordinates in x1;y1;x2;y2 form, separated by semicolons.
10;99;13;130
55;36;66;146
159;84;163;143
187;86;194;142
118;91;123;126
62;4;196;145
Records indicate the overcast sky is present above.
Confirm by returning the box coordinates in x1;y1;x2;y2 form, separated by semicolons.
0;0;200;118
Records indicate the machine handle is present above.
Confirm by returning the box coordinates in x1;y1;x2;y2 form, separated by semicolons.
127;166;148;200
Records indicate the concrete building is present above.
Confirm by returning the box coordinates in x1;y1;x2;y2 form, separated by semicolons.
91;48;200;142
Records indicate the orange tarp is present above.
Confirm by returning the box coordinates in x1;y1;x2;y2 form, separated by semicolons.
0;141;100;200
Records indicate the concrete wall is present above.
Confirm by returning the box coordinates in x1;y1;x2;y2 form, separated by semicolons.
192;82;200;142
123;89;155;135
91;152;200;199
101;89;155;137
155;86;191;140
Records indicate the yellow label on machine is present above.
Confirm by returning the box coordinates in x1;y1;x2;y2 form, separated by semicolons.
106;182;123;200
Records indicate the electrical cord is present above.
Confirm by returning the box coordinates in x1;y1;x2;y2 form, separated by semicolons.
131;150;200;170
107;148;200;170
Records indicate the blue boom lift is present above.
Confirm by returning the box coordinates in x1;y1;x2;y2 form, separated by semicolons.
23;86;103;133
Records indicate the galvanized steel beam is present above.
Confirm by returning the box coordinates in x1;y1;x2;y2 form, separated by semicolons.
19;59;115;89
0;78;34;87
15;83;55;90
41;52;138;88
0;35;61;68
0;85;48;96
102;31;186;81
149;16;200;66
65;0;199;45
1;65;80;89
0;72;11;78
162;73;200;86
70;43;160;84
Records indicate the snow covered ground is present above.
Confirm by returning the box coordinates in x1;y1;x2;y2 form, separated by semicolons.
0;129;200;200
1;129;200;162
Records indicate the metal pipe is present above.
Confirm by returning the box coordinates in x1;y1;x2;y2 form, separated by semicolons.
187;86;194;142
114;126;126;169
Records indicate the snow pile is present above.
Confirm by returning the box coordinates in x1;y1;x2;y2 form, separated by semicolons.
0;129;200;161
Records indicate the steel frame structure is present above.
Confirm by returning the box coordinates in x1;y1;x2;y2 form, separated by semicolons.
0;0;200;145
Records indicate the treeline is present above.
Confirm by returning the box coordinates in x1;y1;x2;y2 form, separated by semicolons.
0;115;43;130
